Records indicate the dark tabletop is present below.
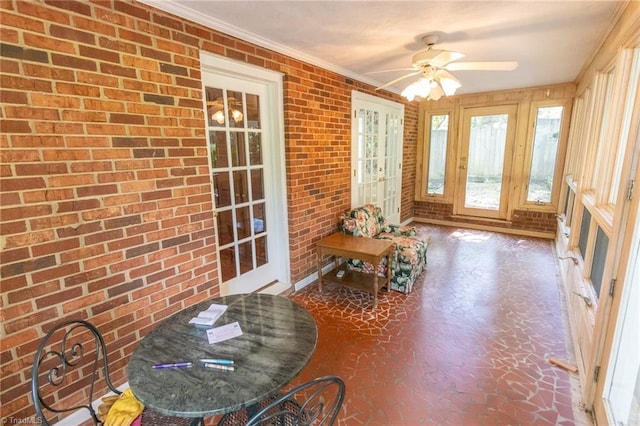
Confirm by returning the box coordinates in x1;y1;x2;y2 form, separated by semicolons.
127;293;318;418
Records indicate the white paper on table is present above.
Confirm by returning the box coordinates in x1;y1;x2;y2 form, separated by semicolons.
206;321;243;344
189;303;228;327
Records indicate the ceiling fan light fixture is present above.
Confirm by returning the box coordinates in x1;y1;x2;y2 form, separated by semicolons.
212;110;225;124
401;75;459;102
401;77;433;102
439;77;461;96
231;108;243;123
377;34;517;102
428;84;444;101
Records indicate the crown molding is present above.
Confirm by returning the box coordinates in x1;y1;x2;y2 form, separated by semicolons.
137;0;392;93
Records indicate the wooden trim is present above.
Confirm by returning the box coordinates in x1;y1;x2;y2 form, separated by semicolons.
411;217;555;239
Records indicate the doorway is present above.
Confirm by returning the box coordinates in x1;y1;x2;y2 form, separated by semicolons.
201;53;289;296
456;105;517;219
351;91;404;223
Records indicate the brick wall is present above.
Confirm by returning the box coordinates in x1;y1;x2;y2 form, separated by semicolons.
0;0;417;421
414;201;557;235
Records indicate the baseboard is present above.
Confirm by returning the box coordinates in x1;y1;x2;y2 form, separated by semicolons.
257;280;291;295
294;262;337;292
410;217;555;239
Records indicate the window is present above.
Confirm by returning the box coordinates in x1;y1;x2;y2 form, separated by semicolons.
426;114;449;196
578;208;591;258
609;48;640;204
590;226;609;299
527;105;564;203
562;184;576;228
415;86;573;224
591;71;616;191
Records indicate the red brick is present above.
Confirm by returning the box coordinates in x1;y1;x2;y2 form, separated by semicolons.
2;10;47;33
31;238;80;258
71;13;115;34
0;120;32;133
73;70;118;88
15;162;69;176
4;307;58;334
31;262;80;284
0;89;27;104
91;294;129;315
35;287;83;309
51;53;97;73
61;292;106;314
45;0;92;17
0;276;28;293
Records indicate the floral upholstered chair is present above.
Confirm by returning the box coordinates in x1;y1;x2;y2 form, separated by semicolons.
340;204;429;293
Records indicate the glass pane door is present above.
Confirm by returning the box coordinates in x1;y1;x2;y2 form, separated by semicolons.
456;105;517;219
382;112;402;224
355;108;380;207
206;84;272;292
351;92;404;224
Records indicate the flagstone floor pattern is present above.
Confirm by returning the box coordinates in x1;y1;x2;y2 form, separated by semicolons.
283;225;592;425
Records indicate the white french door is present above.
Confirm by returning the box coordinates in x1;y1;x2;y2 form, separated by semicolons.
201;53;288;296
351;91;404;223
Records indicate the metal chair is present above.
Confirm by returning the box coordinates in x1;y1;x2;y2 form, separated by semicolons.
217;375;345;426
31;319;196;426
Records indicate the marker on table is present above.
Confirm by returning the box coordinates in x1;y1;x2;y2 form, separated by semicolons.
200;358;234;365
202;363;235;372
153;362;193;369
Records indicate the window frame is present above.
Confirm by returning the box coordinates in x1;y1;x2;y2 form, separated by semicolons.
416;107;456;202
563;49;640;308
521;99;572;208
425;112;450;198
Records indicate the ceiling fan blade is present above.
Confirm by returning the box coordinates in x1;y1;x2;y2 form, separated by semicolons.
444;61;519;71
375;71;421;91
425;50;465;68
412;49;465;68
366;68;416;74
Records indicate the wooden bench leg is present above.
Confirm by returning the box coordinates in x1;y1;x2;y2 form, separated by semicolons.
317;249;323;293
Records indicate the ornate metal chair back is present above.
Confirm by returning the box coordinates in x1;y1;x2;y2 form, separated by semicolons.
244;376;345;426
31;320;121;425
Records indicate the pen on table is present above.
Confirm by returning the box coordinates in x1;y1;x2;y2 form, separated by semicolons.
152;362;193;369
200;358;234;365
202;362;235;371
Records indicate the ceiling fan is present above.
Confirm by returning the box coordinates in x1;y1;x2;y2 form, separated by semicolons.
373;34;518;101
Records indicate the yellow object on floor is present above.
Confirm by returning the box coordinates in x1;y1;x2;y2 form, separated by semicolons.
104;389;144;426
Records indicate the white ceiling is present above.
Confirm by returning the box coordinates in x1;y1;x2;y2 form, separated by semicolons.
140;0;623;96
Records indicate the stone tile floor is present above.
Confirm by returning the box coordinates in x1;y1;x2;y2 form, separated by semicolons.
283;224;593;425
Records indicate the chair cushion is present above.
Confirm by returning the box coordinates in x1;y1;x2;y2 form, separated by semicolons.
339;204;430;294
340;204;383;237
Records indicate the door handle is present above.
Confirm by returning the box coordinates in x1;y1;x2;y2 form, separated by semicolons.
460;165;466;170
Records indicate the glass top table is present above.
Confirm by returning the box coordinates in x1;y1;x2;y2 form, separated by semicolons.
127;293;318;420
